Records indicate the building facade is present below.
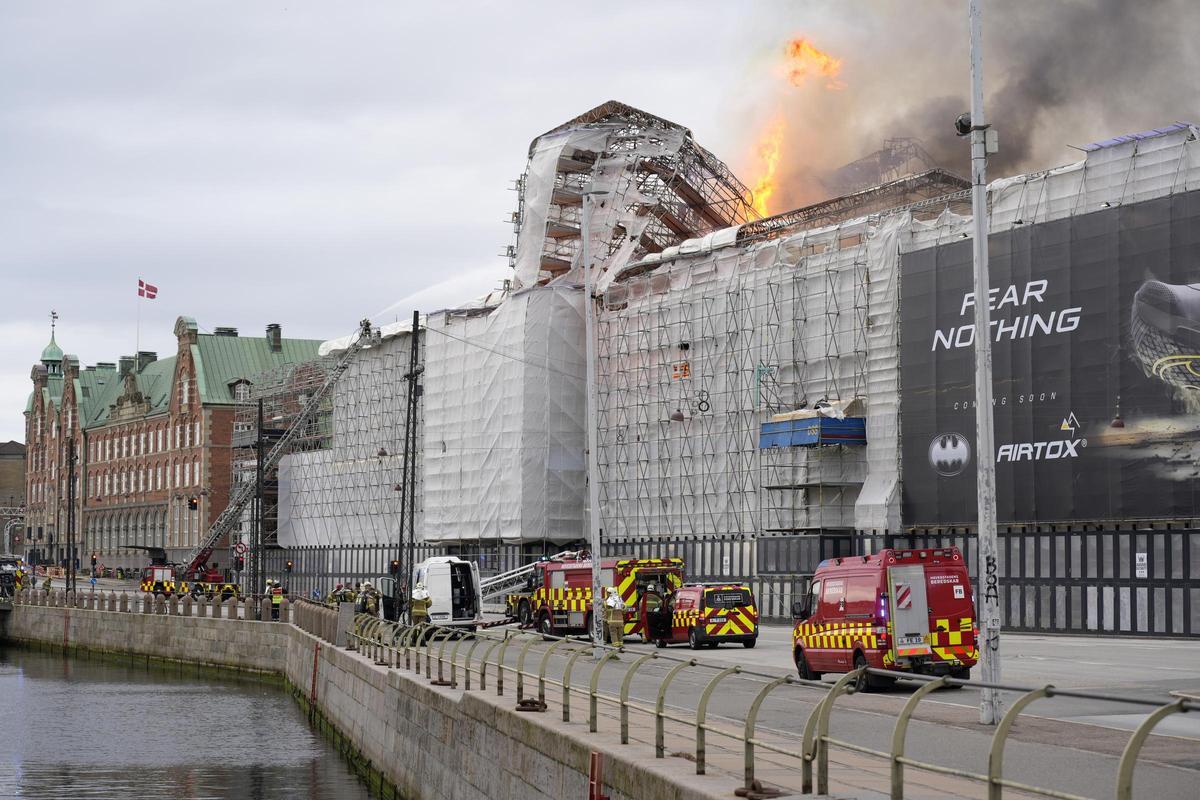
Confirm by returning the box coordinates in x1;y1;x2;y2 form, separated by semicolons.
23;318;321;571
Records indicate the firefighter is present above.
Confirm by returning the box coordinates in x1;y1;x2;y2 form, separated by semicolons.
410;582;431;626
604;587;626;646
324;583;345;606
42;575;52;593
269;580;284;620
358;581;380;616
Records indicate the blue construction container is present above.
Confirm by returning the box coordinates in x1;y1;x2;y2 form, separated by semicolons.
758;416;867;448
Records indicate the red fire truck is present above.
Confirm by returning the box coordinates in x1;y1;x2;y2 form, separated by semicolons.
506;554;685;640
792;547;978;690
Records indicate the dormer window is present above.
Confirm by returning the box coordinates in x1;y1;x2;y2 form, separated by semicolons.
232;380;251;402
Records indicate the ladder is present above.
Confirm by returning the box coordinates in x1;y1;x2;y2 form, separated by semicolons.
181;319;377;574
478;550;583;602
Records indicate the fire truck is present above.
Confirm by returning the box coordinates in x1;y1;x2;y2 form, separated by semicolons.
505;554;685;640
135;547;238;600
791;547;978;690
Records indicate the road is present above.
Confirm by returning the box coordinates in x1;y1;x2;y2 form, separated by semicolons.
476;621;1200;799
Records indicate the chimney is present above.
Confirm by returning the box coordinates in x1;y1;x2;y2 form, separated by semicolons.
118;356;135;377
214;327;238;337
136;351;157;371
266;323;282;352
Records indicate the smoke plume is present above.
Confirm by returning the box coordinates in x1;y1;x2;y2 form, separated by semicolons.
756;0;1200;210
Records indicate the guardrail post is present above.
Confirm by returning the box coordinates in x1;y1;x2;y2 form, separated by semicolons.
619;652;657;743
515;634;542;703
696;665;742;775
619;652;658;744
495;630;520;697
988;685;1052;800
427;628;452;680
744;674;794;791
889;675;946;799
537;636;576;706
432;628;457;685
479;636;506;691
1115;699;1187;800
464;634;485;691
562;645;591;723
588;649;623;733
655;658;697;758
810;669;861;795
449;629;471;688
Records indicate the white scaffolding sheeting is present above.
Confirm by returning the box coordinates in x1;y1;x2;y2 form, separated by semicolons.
274;331;423;547
422;286;586;543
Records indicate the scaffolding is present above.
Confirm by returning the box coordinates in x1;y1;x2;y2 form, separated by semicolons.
230;328;424;551
510;101;758;288
595;211;876;543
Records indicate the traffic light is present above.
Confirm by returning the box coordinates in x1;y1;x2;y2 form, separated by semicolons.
187;496;198;510
235;555;244;571
389;559;400;575
90;552;97;568
285;559;293;573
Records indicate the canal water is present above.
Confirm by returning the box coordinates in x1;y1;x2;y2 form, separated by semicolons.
0;646;375;800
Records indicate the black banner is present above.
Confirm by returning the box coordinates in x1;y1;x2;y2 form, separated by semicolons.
900;190;1200;525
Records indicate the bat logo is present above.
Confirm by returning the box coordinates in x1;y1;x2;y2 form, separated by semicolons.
929;433;971;477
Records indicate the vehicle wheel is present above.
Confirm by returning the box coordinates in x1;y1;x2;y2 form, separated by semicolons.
688;627;702;650
796;648;821;681
538;613;554;640
743;638;757;649
851;652;870;692
654;637;668;649
517;600;531;626
944;665;970;688
852;652;895;692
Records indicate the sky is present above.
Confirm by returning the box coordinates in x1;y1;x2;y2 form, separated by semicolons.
5;0;1196;443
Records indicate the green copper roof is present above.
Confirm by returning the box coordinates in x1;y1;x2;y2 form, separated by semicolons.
192;332;323;405
41;332;63;363
75;329;323;428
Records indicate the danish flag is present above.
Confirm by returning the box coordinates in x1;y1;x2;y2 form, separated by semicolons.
138;279;158;299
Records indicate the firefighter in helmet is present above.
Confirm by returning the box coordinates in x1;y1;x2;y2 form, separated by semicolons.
410;582;431;626
604;586;626;646
358;581;380;616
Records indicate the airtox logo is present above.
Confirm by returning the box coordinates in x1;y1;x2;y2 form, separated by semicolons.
929;433;971;477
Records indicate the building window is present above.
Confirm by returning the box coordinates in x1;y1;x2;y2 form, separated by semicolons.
175;463;180;486
156;465;162;490
157;429;163;451
194;421;201;446
181;370;190;407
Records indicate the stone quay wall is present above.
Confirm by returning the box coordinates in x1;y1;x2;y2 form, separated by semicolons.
3;596;732;800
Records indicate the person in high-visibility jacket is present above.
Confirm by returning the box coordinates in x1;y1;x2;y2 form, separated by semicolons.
269;580;284;620
410;582;431;626
604;587;626;646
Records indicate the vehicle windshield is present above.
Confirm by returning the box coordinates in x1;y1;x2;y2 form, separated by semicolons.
705;588;751;609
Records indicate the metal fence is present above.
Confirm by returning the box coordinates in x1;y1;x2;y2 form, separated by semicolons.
257;525;1200;635
316;605;1198;800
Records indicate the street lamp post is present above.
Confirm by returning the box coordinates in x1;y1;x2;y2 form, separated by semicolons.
582;188;610;659
965;0;1003;725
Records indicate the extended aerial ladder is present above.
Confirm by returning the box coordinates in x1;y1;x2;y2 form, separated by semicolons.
179;319;378;576
477;550;583;604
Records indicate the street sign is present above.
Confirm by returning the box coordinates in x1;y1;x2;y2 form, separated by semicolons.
234;541;248;555
1135;552;1148;579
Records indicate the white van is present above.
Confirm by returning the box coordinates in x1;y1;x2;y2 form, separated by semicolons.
413;556;482;630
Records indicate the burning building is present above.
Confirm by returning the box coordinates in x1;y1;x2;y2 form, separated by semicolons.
261;103;1200;636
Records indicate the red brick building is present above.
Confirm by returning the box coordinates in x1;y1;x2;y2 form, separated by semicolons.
24;317;321;570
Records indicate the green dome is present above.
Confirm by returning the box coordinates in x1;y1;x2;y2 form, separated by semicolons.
41;332;63;363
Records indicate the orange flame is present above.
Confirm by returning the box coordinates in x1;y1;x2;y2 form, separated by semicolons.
784;37;844;90
749;117;785;217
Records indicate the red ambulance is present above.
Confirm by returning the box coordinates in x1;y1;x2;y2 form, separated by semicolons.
791;547;978;690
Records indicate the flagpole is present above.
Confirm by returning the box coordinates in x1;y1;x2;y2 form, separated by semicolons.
136;281;142;358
